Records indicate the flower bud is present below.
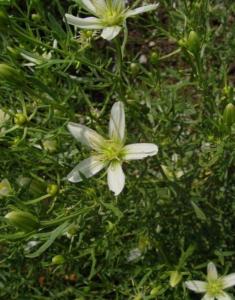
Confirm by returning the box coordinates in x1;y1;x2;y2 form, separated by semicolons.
223;103;235;126
5;210;39;232
52;255;65;265
29;179;46;196
223;86;233;97
169;270;182;287
47;183;59;197
149;51;159;64
0;179;12;198
150;287;160;296
178;38;187;48
31;13;41;21
187;31;200;53
129;63;140;76
42;139;58;153
14;113;27;126
0;63;25;85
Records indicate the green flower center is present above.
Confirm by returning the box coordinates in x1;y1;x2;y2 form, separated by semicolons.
102;10;123;26
206;280;224;296
100;140;125;162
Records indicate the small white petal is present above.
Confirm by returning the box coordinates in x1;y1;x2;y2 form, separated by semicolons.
109;101;125;142
217;292;232;300
123;143;158;160
68;122;105;151
65;14;104;29
207;262;218;280
107;162;125;196
222;273;235;289
185;280;207;293
101;26;122;40
93;0;107;11
125;4;159;18
81;0;97;15
202;294;214;300
112;0;125;11
67;156;106;183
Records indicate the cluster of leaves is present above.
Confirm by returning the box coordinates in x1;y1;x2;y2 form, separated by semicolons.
0;0;235;299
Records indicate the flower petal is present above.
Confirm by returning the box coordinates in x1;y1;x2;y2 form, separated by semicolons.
207;262;218;280
81;0;97;15
125;4;159;18
112;0;125;11
65;14;104;29
217;292;232;300
185;280;207;293
67;156;106;183
101;26;122;40
109;101;125;142
68;122;105;151
222;273;235;289
123;143;158;160
202;294;214;300
107;162;125;196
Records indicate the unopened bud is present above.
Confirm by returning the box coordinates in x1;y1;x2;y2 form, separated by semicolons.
0;179;12;198
14;113;27;126
223;86;233;97
0;63;24;85
169;270;182;287
187;31;200;53
42;139;58;153
47;183;59;197
31;13;41;21
150;51;159;64
5;210;39;232
52;255;65;265
129;63;140;76
178;38;187;48
150;287;160;296
223;103;235;126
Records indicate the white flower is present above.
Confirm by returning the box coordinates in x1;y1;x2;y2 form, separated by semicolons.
67;101;158;196
185;262;235;300
65;0;159;41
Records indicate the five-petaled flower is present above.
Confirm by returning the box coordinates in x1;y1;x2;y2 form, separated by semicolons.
65;0;159;41
67;101;158;196
185;262;235;300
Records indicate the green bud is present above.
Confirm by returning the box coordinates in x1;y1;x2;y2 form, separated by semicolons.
106;221;115;232
169;270;182;287
16;176;31;188
178;38;187;48
42;139;58;153
150;287;160;296
31;13;41;21
47;183;59;197
187;31;200;53
0;63;24;85
129;63;140;76
223;103;235;126
133;293;142;300
52;255;65;265
5;210;39;232
14;113;27;125
29;179;46;196
0;179;12;198
223;86;233;97
150;51;159;64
